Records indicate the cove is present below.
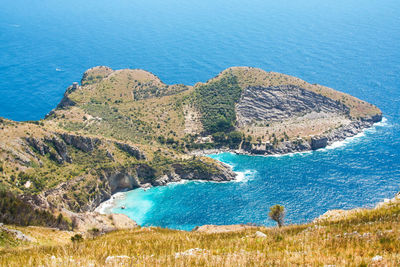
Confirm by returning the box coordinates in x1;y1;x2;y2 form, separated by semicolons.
107;119;399;230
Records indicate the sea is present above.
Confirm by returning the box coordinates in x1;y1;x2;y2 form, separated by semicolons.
1;0;399;230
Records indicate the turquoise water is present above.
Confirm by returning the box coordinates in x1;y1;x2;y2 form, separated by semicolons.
111;122;399;230
1;0;399;229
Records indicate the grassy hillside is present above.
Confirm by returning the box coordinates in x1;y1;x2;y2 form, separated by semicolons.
48;66;381;151
0;189;71;230
0;115;229;213
1;194;398;266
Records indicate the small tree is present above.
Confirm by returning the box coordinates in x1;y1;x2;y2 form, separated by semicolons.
269;204;285;227
71;234;83;243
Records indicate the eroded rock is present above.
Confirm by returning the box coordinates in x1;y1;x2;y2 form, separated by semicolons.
61;133;101;152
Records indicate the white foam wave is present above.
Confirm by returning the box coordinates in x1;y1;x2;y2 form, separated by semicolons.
373;117;389;127
263;150;313;158
323;117;389;151
168;179;190;185
233;170;256;183
55;68;62;72
324;131;366;150
95;192;126;214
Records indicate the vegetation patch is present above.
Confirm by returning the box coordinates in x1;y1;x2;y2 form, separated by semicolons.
0;190;71;230
195;72;242;133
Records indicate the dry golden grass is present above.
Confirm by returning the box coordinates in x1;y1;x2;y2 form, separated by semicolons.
1;198;399;266
241;113;351;141
52;68;192;146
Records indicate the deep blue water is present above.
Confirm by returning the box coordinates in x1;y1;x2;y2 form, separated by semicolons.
1;0;399;229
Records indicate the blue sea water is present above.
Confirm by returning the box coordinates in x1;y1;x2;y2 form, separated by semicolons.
1;0;399;229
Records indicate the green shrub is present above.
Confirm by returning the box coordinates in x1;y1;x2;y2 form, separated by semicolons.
211;131;243;149
195;73;242;133
71;234;83;242
269;204;285;227
0;190;71;230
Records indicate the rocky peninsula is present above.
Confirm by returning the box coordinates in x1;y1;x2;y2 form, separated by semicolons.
0;66;382;230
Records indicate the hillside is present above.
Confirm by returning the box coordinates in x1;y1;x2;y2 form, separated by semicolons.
0;193;398;266
0;66;382;230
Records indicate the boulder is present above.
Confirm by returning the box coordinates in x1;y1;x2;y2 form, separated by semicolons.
311;136;328;150
255;231;267;238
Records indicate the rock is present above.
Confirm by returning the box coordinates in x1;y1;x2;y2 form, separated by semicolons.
371;255;383;262
49;151;65;164
172;161;236;182
141;183;152;189
56;94;76;109
21;193;51;210
107;171;141;193
63;210;137;233
24;180;31;188
175;248;207;258
311;136;328;150
110;214;137;229
135;164;156;183
115;142;146;160
236;85;349;127
255;231;267;238
25;137;50;156
105;255;131;265
106;150;114;161
239;115;381;156
61;133;101;152
153;172;181;186
364;113;382;123
0;224;36;242
46;136;72;164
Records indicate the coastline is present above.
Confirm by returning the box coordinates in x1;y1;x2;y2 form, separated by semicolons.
95;192;126;214
96;117;387;222
191;117;385;158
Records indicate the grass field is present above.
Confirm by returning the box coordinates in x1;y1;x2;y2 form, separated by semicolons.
1;194;398;266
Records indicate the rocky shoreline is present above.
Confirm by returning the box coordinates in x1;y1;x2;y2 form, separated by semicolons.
95;116;382;220
22;117;382;232
191;115;382;157
94;161;237;215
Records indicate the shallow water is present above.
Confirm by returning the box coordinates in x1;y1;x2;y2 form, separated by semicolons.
1;0;399;230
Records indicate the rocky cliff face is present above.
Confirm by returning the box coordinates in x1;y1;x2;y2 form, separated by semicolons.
240;117;382;155
232;83;382;155
61;133;101;153
22;157;236;213
171;162;236;182
115;142;147;160
236;85;349;126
